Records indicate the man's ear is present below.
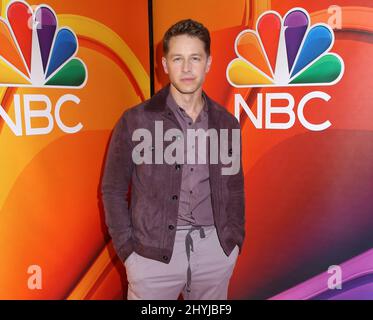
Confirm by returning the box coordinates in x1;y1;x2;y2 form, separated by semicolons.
206;55;212;73
161;57;169;74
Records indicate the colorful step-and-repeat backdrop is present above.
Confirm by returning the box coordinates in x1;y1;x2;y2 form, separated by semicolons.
0;0;372;299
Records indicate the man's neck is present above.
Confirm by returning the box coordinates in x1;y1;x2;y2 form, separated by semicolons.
170;84;204;122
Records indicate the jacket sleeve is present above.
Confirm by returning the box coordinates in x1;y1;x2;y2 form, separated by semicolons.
227;118;246;254
101;113;135;263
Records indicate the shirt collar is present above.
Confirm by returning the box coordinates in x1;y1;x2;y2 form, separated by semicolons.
166;91;208;121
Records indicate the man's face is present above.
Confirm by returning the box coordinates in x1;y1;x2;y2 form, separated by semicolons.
162;34;212;95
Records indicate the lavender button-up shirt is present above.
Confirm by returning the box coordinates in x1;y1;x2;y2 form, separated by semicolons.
166;92;215;226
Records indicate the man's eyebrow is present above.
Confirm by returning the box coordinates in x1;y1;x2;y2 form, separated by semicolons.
169;53;203;57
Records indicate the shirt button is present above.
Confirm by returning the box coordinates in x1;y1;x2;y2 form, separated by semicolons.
172;195;178;200
168;225;175;230
190;190;193;194
188;122;192;125
190;168;194;172
163;256;169;261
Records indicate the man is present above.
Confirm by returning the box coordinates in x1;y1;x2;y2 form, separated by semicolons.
101;19;245;300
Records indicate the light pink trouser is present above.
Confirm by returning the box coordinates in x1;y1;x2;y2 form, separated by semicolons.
124;225;239;300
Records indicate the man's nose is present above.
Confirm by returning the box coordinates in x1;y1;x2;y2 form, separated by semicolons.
182;60;191;72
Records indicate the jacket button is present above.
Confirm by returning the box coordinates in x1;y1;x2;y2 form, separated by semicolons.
168;225;175;230
175;164;181;170
163;256;169;261
172;195;178;200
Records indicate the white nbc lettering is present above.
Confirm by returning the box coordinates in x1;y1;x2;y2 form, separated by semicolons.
24;94;53;135
0;94;82;136
235;91;332;131
265;93;295;129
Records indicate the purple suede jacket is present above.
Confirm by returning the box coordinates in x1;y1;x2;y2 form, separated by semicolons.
101;85;245;264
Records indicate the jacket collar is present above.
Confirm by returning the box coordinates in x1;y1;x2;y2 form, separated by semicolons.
144;84;171;113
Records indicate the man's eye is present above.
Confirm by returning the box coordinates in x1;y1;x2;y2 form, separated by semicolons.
173;58;181;62
192;57;201;61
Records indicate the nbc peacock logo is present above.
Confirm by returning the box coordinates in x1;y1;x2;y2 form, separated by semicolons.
0;0;87;88
0;1;88;136
227;8;344;87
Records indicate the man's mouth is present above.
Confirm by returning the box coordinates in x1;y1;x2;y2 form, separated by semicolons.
181;78;195;82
